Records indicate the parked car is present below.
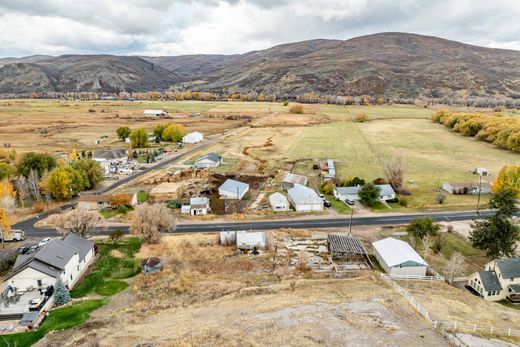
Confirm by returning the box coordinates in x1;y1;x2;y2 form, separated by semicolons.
38;237;52;247
323;200;331;208
345;199;355;206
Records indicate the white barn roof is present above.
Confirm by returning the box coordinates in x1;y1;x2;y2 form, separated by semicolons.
288;184;322;205
269;192;289;206
372;237;428;267
219;179;249;194
143;109;167;115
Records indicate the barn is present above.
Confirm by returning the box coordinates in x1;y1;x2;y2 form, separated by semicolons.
287;184;323;212
372;237;428;276
182;131;204;144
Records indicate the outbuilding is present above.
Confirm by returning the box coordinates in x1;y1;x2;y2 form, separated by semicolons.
182;131;204;144
372;237;428;276
269;192;290;212
287;184;323;212
219;179;249;200
236;231;267;250
283;173;308;189
143;109;168;117
194;153;223;169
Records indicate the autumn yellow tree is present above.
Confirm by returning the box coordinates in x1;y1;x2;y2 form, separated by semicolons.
493;165;520;197
0;179;16;238
161;123;186;142
69;149;78;161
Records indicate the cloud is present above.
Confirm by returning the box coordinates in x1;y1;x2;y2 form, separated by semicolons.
0;0;518;57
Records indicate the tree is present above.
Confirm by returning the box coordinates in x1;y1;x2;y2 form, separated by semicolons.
17;152;56;178
470;215;519;258
43;166;87;200
0;162;15;180
153;124;167;139
422;234;435;259
489;187;518;218
376;96;385;105
358;183;381;207
353;112;368;122
15;175;28;208
69;149;78;162
406;218;440;249
289;105;304;114
116;126;131;141
384;156;405;190
27;169;42;202
110;195;132;209
53;208;101;238
109;229;124;245
71;159;104;190
130;128;149;148
493;165;520;197
54;278;71;306
130;203;176;244
444;252;467;284
161;123;186;142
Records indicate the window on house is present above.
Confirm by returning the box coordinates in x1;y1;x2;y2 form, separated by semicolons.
37;279;42;287
70;275;73;280
487;292;491;296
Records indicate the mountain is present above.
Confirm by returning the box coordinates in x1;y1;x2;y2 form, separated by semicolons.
1;33;520;98
0;55;179;94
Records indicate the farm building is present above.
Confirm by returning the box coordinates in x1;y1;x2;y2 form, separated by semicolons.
333;186;361;201
77;193;137;211
372;237;428;276
143;109;168;117
283;173;308;189
321;159;336;180
194;152;223;169
220;231;236;245
150;182;185;202
287;184;323;212
236;231;267;250
269;192;290;212
185;197;210;215
467;258;520;303
442;182;492;195
5;234;94;291
182;131;204;144
327;234;372;269
219;179;249;200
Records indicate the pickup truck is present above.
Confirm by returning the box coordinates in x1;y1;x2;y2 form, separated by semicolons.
3;229;25;242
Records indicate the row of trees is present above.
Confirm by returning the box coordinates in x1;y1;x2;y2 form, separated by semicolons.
117;123;187;149
432;109;520;152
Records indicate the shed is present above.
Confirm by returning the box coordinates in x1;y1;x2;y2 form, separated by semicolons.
194;152;222;168
327;234;371;268
144;109;168;117
20;312;40;326
219;179;249;200
182;131;204;144
236;231;266;250
269;192;290;212
220;231;236;245
150;182;184;202
372;237;428;276
474;167;490;176
283;173;308;189
142;257;162;274
287;184;323;212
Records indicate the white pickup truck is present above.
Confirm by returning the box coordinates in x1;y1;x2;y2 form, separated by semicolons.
3;229;25;242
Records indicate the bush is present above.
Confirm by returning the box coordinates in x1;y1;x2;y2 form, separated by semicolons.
289;105;304;114
373;177;388;185
436;192;447;204
118;206;129;214
32;202;46;213
354;112;369;122
399;197;409;207
320;182;336;195
167;200;182;209
283;101;289;106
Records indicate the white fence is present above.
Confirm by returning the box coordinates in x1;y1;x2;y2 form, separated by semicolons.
434;321;520;337
379;273;432;322
388;267;444;282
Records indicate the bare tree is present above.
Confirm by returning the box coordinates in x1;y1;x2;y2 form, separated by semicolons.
130;203;176;244
443;252;467;284
384;156;405;190
422;234;435;259
27;169;41;202
15;176;28;208
53;209;101;238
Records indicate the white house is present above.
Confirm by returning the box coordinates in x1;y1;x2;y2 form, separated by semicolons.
5;234;94;291
188;197;210;215
442;182;492;195
269;192;290;212
194;153;223;169
182;131;204;144
333;186;361;201
467;258;520;303
143;109;168;117
236;231;267;250
219;179;249;200
372;237;428;276
287;184;323;212
378;184;396;201
283;173;308;189
93;148;128;175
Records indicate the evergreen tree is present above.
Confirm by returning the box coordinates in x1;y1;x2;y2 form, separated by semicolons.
358;183;380;207
54;278;71;306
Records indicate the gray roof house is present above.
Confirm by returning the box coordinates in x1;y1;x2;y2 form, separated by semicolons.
195;152;223;168
467;257;520;303
219;179;249;200
287;184;323;212
93;148;128;162
334;184;396;202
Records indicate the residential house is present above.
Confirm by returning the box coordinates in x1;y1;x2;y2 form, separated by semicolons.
143;109;168;117
93;148;128;175
372;237;428;276
269;192;290;212
182;131;204;144
188;197;211;215
467;258;520;303
287;184;323;212
378;184;396;201
194;152;223;169
77;193;137;211
4;234;94;291
333;184;395;202
236;231;267;250
442;182;492;195
283;173;308;189
219;179;249;200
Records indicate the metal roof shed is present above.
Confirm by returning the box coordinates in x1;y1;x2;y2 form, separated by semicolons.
372;237;428;276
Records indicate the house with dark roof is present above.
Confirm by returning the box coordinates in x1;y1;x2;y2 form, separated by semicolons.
467;257;520;303
194;152;223;169
4;234;94;291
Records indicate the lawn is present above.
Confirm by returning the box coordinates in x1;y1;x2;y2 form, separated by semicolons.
0;299;106;347
99;209;120;219
137;191;150;203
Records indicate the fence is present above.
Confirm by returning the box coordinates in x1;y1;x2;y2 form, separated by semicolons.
379;273;432;322
388;267;444;282
434;321;520;337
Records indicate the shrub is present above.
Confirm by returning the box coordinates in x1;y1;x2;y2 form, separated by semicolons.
289;105;304;114
282;101;289;106
118;206;129;214
109;229;124;244
32;202;46;213
167;200;182;209
354;112;369;122
110;195;132;209
399;197;409;207
436;192;447;204
373;177;388;185
320;182;336;195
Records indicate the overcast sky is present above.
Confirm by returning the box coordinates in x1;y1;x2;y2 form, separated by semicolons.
0;0;519;58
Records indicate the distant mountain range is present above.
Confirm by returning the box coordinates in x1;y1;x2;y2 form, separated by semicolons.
1;32;519;99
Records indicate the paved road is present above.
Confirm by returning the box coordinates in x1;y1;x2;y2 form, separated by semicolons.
18;209;511;238
12;141;213;235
